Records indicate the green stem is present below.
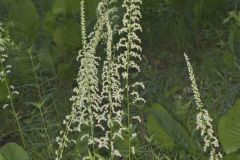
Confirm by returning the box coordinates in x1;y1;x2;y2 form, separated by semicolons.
0;61;27;150
28;49;54;158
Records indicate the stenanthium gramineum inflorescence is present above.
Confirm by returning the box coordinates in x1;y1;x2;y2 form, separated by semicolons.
0;24;19;112
55;1;110;159
55;0;145;159
117;0;145;158
184;53;222;160
98;0;126;158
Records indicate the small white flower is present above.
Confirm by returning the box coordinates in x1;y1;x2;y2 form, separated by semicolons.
131;146;135;155
12;91;19;95
2;104;9;109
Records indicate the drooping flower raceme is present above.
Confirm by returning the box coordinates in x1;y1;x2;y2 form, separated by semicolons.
184;53;222;160
55;0;146;159
55;1;108;159
117;0;145;158
0;24;19;109
98;0;126;157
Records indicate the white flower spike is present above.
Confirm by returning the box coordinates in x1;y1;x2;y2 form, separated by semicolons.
184;53;222;160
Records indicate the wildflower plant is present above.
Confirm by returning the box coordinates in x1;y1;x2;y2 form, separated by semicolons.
0;23;26;149
55;1;108;159
55;0;145;159
184;53;222;160
99;0;125;157
117;0;145;158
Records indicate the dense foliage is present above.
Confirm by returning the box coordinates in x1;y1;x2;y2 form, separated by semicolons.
1;0;240;160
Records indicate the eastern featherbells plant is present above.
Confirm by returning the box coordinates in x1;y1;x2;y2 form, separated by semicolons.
99;0;125;158
55;0;145;159
0;24;27;150
184;53;223;160
117;0;145;158
55;0;108;159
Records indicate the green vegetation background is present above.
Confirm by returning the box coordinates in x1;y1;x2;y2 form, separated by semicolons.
1;0;240;159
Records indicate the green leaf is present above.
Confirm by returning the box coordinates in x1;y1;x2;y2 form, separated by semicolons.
224;153;240;160
150;104;199;153
0;154;6;160
218;99;240;154
8;0;39;43
0;143;29;160
53;19;81;51
147;113;175;150
27;94;51;110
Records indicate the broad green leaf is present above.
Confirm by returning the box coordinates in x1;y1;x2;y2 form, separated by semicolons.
8;0;39;43
0;143;29;160
218;99;240;154
147;114;175;150
0;153;6;160
27;94;51;110
224;153;240;160
150;104;199;153
53;19;81;51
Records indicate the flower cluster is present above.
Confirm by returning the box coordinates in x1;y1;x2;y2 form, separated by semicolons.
55;1;110;159
0;24;19;109
55;0;145;159
98;0;125;157
184;53;222;160
117;0;145;103
117;0;145;157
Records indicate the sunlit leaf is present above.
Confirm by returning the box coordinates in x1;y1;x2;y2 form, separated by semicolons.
0;143;29;160
218;99;240;154
147;113;175;150
224;153;240;160
149;104;199;154
0;154;5;160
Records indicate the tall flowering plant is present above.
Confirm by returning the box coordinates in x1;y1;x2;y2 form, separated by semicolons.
55;1;107;159
117;0;145;158
55;0;145;159
184;53;222;160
